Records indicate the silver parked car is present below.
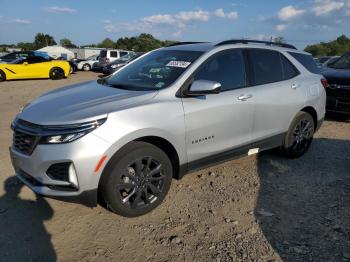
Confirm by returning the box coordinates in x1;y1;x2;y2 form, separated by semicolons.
10;40;326;217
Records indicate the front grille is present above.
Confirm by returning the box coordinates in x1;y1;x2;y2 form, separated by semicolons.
13;130;38;155
46;162;71;182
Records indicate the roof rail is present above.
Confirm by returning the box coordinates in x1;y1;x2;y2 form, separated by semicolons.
166;41;208;47
215;39;297;50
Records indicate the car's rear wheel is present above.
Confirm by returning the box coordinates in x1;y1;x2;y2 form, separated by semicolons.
82;63;91;71
99;142;172;217
49;67;65;80
281;111;315;158
0;70;6;82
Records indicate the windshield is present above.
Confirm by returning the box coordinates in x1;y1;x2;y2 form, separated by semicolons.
329;52;350;69
105;50;203;90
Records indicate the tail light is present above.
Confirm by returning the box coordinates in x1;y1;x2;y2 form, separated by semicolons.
321;78;329;88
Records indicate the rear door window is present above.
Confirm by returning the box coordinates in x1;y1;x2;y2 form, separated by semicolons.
248;49;283;85
288;52;320;74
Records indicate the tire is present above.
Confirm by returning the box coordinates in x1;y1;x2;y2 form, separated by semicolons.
82;63;91;71
99;142;173;217
0;70;6;82
281;111;315;158
49;67;65;80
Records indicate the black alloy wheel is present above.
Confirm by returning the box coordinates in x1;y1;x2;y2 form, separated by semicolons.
118;157;165;209
281;111;315;158
50;67;65;80
99;142;172;217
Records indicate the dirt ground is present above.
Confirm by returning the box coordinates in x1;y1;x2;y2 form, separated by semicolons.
0;72;349;262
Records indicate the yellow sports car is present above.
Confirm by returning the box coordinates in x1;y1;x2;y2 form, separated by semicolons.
0;55;70;81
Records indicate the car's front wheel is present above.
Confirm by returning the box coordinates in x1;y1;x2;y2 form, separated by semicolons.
99;142;173;217
281;111;315;158
49;67;65;80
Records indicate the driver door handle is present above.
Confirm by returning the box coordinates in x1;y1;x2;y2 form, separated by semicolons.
237;94;253;101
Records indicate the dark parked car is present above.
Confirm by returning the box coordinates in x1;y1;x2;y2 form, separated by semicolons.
0;51;36;63
321;52;350;115
102;52;144;75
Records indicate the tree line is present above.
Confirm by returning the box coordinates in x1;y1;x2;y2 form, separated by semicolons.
304;35;350;57
0;33;176;52
1;33;349;57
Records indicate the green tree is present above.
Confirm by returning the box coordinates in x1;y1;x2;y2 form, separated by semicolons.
60;38;76;48
114;34;175;52
273;36;286;43
17;42;35;51
33;33;57;49
304;34;350;57
97;38;115;48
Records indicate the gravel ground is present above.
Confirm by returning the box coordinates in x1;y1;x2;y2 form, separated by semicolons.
0;72;349;262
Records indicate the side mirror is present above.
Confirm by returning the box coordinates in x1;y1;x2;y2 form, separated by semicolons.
23;62;28;65
185;80;221;96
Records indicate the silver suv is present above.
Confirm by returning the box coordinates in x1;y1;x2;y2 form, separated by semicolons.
10;40;326;217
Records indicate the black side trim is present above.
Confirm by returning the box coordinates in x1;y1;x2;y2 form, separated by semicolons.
178;133;285;179
5;68;16;74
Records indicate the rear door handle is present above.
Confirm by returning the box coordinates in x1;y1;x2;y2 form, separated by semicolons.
291;83;299;89
237;94;253;101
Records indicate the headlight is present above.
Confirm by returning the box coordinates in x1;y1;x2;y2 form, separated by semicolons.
111;64;118;69
40;118;106;144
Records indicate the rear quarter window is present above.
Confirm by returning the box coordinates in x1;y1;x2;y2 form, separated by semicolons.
288;52;320;74
281;55;299;79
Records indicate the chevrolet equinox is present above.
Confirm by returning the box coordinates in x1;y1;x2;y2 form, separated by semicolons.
10;40;326;217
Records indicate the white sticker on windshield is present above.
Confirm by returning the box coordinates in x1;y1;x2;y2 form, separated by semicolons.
166;61;191;68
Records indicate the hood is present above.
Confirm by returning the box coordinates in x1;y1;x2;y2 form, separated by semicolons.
19;80;157;125
321;67;350;85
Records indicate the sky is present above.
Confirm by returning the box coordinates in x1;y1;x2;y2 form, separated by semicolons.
0;0;350;49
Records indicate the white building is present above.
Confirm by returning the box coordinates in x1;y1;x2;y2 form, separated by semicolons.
36;45;75;60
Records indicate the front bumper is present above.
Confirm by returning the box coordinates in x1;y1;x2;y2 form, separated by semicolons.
326;86;350;115
9;132;112;207
326;96;350;115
